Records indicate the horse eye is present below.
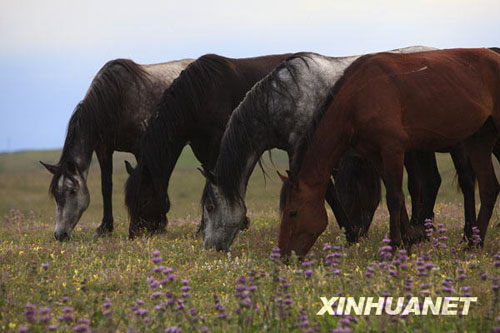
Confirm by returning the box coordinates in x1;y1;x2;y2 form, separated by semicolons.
69;189;77;195
289;211;298;218
207;205;215;213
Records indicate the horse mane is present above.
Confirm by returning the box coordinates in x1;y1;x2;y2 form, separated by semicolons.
247;52;315;109
211;53;316;204
49;59;151;197
490;47;500;55
138;54;235;180
280;53;373;211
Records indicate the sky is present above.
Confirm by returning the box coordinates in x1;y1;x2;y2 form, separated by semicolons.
1;0;499;152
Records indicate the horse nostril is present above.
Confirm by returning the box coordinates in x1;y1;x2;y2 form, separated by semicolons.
241;217;250;230
54;231;69;241
215;244;228;252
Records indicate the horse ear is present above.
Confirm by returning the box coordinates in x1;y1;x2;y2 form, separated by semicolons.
276;170;288;183
40;161;58;175
124;160;135;175
198;166;217;184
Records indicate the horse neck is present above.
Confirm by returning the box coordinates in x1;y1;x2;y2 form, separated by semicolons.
61;129;94;179
160;139;186;189
142;123;187;193
216;110;277;200
296;107;352;196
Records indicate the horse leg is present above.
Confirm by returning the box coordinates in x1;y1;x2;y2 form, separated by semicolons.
381;149;423;248
406;151;441;228
449;144;476;239
493;141;500;228
419;152;441;225
357;157;381;237
380;150;405;248
464;129;499;245
405;151;424;227
95;148;114;238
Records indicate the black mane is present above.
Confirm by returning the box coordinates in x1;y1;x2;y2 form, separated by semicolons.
127;54;236;216
138;54;234;180
211;53;316;204
490;47;500;55
49;59;150;196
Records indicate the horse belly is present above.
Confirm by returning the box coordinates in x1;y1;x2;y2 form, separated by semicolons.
404;99;492;151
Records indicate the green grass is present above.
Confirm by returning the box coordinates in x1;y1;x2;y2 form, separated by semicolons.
1;148;500;332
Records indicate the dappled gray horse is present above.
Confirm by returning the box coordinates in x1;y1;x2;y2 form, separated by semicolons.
41;58;192;241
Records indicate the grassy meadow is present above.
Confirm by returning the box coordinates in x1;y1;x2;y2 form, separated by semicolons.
1;148;500;332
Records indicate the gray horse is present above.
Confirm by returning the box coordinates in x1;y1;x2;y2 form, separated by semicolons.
41;58;192;241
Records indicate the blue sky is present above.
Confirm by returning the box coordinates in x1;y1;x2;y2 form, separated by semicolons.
1;0;499;152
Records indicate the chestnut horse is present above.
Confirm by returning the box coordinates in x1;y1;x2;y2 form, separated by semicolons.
279;48;500;257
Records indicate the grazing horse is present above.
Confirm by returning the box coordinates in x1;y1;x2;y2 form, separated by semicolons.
279;48;500;257
199;46;439;252
40;58;192;241
336;144;477;238
124;53;291;238
315;47;500;238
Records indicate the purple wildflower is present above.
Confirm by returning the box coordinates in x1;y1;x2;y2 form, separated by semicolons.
72;324;90;332
151;291;162;299
151;256;162;264
39;307;51;315
45;324;60;331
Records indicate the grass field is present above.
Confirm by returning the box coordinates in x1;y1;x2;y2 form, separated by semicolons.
1;148;500;332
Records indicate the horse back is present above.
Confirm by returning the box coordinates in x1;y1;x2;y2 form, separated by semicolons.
335;48;500;151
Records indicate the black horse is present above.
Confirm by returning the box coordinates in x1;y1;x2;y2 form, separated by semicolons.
334;146;477;239
41;58;192;241
124;53;291;238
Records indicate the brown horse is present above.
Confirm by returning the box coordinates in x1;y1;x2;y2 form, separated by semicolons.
279;48;500;257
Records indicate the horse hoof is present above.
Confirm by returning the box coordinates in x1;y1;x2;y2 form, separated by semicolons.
406;225;426;245
388;241;403;251
152;228;167;236
93;227;113;240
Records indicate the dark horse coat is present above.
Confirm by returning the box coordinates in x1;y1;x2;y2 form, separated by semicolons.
124;53;291;238
41;58;192;240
